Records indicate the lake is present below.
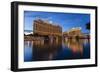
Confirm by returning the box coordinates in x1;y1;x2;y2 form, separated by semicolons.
24;38;90;62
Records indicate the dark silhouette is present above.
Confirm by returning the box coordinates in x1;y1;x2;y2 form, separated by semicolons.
86;22;90;30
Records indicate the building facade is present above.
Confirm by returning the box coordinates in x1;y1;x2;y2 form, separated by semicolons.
33;19;62;36
63;27;84;39
33;19;62;44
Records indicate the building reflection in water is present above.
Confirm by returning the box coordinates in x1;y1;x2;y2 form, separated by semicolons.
64;39;84;54
24;38;90;62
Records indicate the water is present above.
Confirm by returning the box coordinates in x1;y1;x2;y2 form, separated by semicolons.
24;39;90;62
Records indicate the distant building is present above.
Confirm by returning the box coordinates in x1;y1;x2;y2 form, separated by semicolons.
63;27;84;39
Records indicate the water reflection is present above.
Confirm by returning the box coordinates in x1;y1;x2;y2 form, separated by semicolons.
64;39;84;54
24;38;90;62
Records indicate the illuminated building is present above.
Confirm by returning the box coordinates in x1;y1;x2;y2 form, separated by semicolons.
33;19;62;44
63;27;84;39
33;19;62;36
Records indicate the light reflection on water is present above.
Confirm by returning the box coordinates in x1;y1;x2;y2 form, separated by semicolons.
24;39;90;62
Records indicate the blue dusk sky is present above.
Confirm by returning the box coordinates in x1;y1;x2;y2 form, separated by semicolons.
24;11;90;33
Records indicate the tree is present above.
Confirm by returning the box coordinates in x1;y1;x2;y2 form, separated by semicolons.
86;22;90;30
